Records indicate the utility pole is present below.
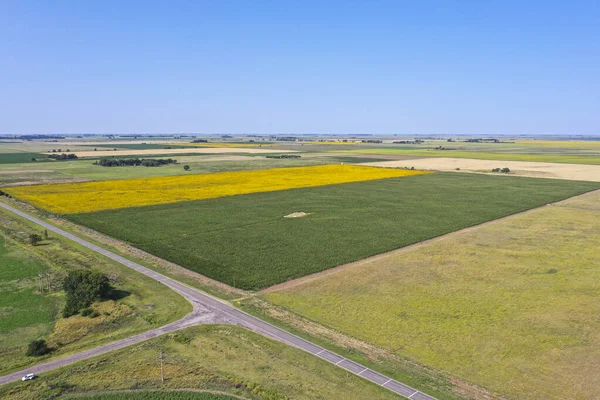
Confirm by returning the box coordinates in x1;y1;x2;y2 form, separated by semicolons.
159;349;164;383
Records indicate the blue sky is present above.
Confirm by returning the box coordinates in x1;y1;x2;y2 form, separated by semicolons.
1;1;598;135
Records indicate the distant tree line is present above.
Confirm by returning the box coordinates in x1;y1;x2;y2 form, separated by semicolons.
48;153;78;160
266;154;301;159
94;158;177;167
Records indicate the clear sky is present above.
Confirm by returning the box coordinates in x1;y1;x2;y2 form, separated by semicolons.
1;1;598;135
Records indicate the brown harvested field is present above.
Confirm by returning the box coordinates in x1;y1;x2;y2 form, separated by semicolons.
365;157;600;181
264;190;600;400
43;148;297;158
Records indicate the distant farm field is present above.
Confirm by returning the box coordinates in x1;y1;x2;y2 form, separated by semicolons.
68;173;599;289
336;148;600;164
0;153;50;164
264;190;600;400
366;157;600;182
5;165;425;213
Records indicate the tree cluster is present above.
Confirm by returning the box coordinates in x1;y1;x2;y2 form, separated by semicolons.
28;233;43;246
62;270;111;317
94;158;177;167
492;167;511;173
48;153;78;160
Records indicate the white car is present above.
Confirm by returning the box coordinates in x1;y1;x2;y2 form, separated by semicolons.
21;374;36;381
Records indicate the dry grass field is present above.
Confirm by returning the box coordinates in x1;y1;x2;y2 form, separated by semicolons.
5;165;427;213
264;190;600;400
365;157;600;181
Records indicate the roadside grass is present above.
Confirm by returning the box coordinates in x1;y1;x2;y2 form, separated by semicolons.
0;206;191;375
0;239;59;350
335;148;600;164
0;325;400;400
68;173;599;290
66;392;238;399
264;190;600;400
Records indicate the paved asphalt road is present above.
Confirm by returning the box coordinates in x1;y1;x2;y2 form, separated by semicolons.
0;201;437;400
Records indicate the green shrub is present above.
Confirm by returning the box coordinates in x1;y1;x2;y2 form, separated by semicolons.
80;307;94;317
26;339;51;356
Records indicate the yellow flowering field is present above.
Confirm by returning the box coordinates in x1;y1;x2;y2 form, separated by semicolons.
5;165;429;214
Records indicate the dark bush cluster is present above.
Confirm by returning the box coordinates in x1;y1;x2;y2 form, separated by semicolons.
62;270;111;317
26;339;51;356
265;154;301;159
94;158;177;167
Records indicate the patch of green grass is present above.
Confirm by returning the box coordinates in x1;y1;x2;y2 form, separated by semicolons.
68;173;599;290
264;190;600;400
0;239;58;347
0;153;50;164
0;207;191;375
0;325;399;400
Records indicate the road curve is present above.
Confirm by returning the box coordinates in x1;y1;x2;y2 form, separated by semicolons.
0;201;436;400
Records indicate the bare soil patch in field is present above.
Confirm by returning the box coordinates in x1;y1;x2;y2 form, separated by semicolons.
365;157;600;181
45;148;297;158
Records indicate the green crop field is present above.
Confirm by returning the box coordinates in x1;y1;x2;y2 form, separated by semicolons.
1;325;399;400
0;239;59;351
0;153;51;164
68;173;599;290
0;205;191;375
265;190;600;400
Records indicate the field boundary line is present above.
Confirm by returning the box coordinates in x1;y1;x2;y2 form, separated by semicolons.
261;188;600;293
